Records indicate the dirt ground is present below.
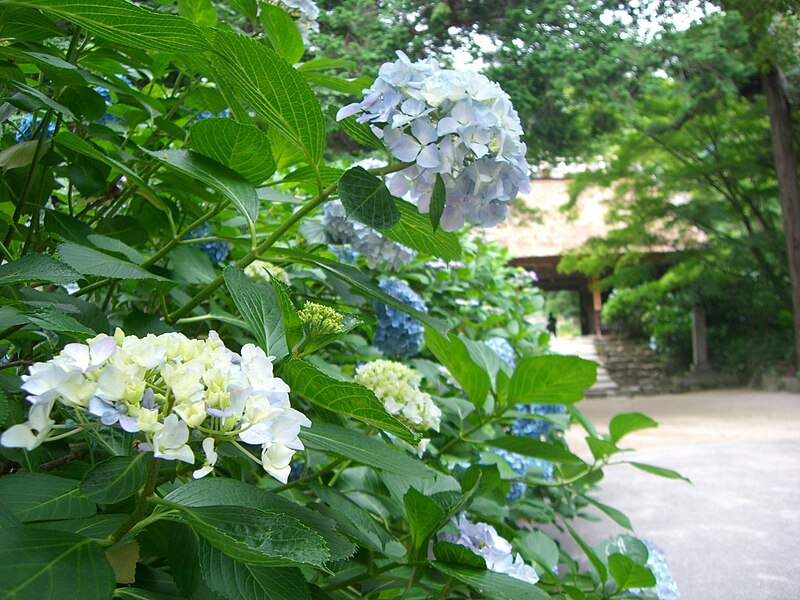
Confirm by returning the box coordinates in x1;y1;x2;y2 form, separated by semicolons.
557;389;800;599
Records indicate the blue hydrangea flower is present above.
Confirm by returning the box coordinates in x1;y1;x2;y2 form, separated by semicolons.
323;200;416;270
186;223;230;263
493;448;553;502
631;539;681;599
330;244;360;264
373;277;427;359
512;403;566;438
15;114;55;143
195;108;232;121
485;336;516;369
95;75;132;126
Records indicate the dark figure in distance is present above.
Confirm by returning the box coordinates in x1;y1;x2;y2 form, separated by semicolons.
546;312;557;337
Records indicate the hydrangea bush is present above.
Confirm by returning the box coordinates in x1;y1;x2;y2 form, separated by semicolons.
0;2;684;599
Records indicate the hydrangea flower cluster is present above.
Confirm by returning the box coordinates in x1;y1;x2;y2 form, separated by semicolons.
272;0;320;43
0;330;311;483
186;223;230;263
492;448;554;502
195;108;232;121
15;114;56;143
630;539;681;599
244;260;290;286
373;278;427;358
485;336;516;369
95;75;131;126
298;301;344;335
337;51;531;231
439;514;539;585
354;360;441;432
512;403;566;438
322;200;417;271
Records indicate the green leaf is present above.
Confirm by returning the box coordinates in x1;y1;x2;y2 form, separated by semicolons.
57;242;168;281
299;422;433;479
311;484;397;555
296;314;361;357
87;234;144;265
143;148;258;224
516;530;559;572
424;328;490;408
0;390;8;428
178;0;216;27
303;73;372;95
199;539;311;600
0;528;114;600
609;412;658;443
165;479;355;562
0;6;64;42
0;473;96;522
260;3;305;65
0;253;81;285
54;132;155;196
579;494;633;530
271;278;304;351
14;0;209;53
114;589;184;600
213;30;325;166
431;563;549;600
60;87;106;121
487;436;585;465
223;266;288;359
169;245;217;285
608;554;657;590
508;355;597;405
404;487;445;554
264;248;448;333
382;197;462;260
429;173;446;232
432;541;486;569
164;504;329;567
282;360;418;443
338;166;400;230
564;522;607;583
329;107;382;149
585;437;621;461
0;140;39;169
227;0;256;19
191;118;276;186
79;453;150;504
34;515;128;539
629;462;692;484
24;305;96;340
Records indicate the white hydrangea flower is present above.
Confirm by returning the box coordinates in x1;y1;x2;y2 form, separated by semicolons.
439;513;539;585
338;51;531;231
244;260;290;286
354;360;441;432
0;330;311;483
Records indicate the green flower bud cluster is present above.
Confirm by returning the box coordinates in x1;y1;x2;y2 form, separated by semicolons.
298;301;344;335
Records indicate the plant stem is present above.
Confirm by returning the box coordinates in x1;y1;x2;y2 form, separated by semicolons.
271;457;346;493
103;457;161;546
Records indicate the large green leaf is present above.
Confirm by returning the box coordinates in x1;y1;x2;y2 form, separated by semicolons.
608;554;657;590
424;328;490;408
164;504;329;567
299;422;433;479
404;487;444;554
0;528;114;600
487;436;585;465
282;360;418;443
79;453;150;504
33;515;128;539
199;539;311;600
431;563;549;600
264;248;448;334
223;266;288;359
0;253;81;285
164;478;355;562
178;0;216;27
432;541;486;569
23;306;96;341
338;166;400;230
0;473;96;522
12;0;209;53
144;149;258;224
191;118;276;186
260;3;304;65
57;243;168;281
507;355;597;405
609;412;658;443
213;30;325;166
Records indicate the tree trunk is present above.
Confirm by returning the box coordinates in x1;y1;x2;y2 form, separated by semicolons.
762;65;800;369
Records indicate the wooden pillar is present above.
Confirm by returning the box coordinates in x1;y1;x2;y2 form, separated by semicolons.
691;304;710;372
591;278;602;337
579;288;593;335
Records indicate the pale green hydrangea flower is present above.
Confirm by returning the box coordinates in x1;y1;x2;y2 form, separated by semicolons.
244;260;290;286
354;360;441;432
298;301;344;335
